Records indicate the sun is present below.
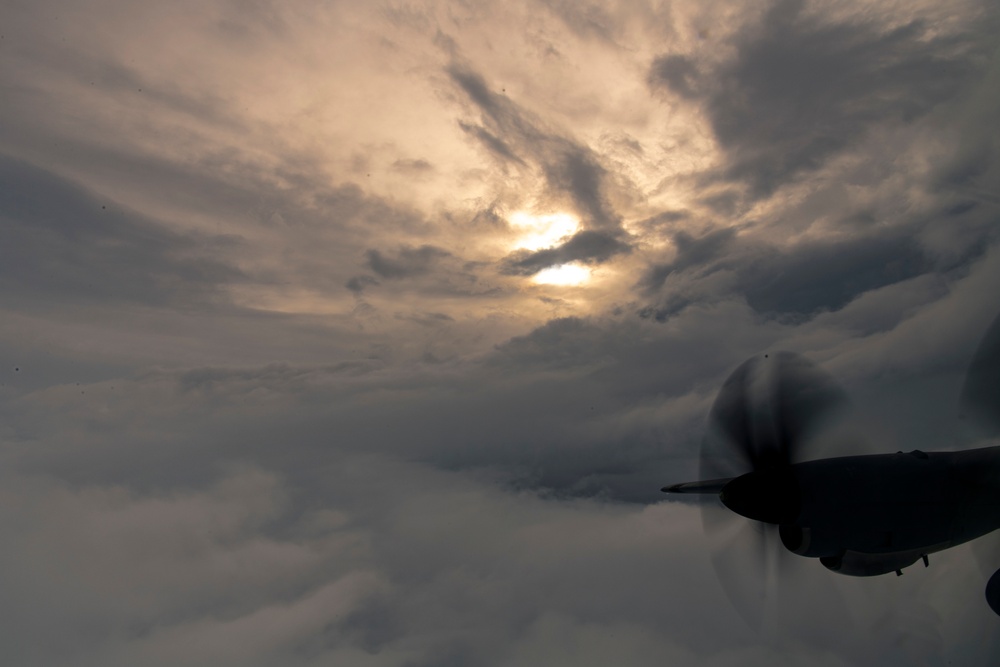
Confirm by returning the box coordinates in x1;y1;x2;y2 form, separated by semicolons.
506;211;591;286
533;263;591;286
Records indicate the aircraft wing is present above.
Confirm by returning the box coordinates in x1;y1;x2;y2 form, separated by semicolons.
662;478;733;494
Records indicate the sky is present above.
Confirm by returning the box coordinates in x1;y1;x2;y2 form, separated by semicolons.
1;0;999;664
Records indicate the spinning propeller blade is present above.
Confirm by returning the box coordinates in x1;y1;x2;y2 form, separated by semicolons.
960;310;1000;614
698;352;848;626
961;310;1000;438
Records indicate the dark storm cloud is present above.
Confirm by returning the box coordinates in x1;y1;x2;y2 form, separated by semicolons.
500;229;630;275
0;154;243;307
650;0;983;198
640;1;1000;325
639;224;962;322
643;228;737;291
740;236;933;319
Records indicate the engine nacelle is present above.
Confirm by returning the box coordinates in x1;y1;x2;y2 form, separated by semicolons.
781;525;933;576
779;524;844;558
820;550;923;577
986;568;1000;616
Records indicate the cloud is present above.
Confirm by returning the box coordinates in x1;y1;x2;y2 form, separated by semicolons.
0;154;243;307
649;55;700;100
355;244;493;302
390;158;435;174
0;465;385;666
539;0;618;44
5;249;1000;663
650;0;985;198
500;230;631;275
448;64;629;238
642;228;737;292
345;274;380;295
2;1;1000;664
4;353;996;665
458;121;526;165
365;245;453;280
639;213;994;322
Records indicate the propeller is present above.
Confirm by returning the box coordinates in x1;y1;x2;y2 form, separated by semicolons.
699;352;848;628
960;310;1000;615
960;310;1000;439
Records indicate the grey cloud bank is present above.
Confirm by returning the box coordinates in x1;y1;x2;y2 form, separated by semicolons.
1;0;999;664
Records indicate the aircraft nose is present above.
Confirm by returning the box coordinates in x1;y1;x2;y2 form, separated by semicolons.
720;469;801;524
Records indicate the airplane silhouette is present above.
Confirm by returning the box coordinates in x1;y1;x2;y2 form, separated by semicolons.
664;311;1000;616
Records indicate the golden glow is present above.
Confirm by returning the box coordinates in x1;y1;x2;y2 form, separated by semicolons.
533;263;591;286
509;211;579;251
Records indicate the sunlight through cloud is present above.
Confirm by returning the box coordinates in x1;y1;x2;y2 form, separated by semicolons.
509;211;579;251
533;263;591;286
